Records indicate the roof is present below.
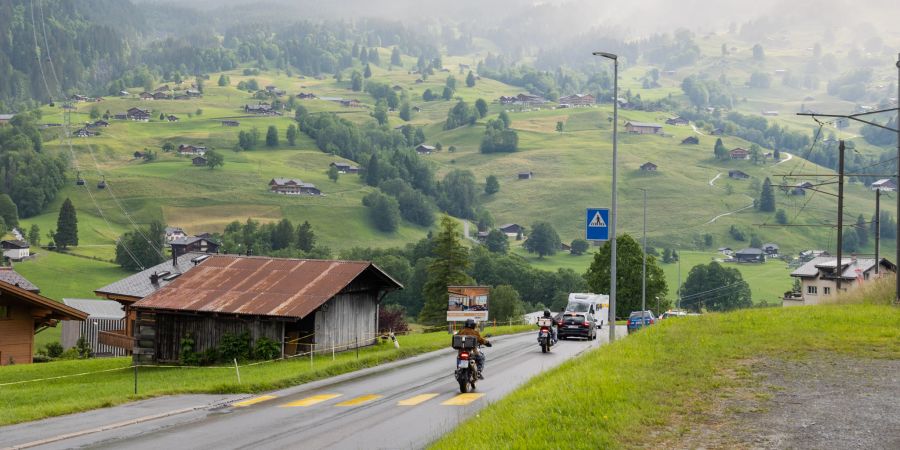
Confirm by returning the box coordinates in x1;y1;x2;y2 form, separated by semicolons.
498;223;522;231
62;298;125;320
1;282;87;321
94;252;208;302
763;243;779;249
791;257;894;279
0;114;16;121
0;267;40;292
735;248;764;255
625;121;663;128
2;239;29;249
131;255;403;319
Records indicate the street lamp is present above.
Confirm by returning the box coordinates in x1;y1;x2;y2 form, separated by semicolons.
593;51;618;341
638;188;647;318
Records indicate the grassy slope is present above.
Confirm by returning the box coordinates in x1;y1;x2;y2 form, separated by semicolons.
432;302;900;449
0;324;531;426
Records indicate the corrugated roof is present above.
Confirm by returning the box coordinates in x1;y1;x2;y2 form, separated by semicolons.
62;299;125;320
131;255;402;319
626;121;663;128
0;267;40;293
94;252;207;301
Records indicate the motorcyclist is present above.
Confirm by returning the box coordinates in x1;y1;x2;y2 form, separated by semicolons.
456;318;491;379
541;309;559;344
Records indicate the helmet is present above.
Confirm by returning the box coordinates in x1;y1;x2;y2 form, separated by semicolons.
543;309;551;318
465;318;476;329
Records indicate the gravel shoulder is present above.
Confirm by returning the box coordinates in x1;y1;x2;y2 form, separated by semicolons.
664;353;900;449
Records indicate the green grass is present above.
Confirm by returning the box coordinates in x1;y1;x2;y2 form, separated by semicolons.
0;324;531;426
431;303;900;449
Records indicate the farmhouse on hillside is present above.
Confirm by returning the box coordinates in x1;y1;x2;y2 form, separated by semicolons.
763;243;780;256
665;116;690;126
639;162;658;172
1;239;31;261
126;107;151;121
784;257;896;307
415;144;436;155
127;255;403;362
269;178;321;195
728;170;750;179
729;148;750;160
681;136;700;145
192;156;207;166
178;144;207;156
61;299;127;357
498;223;525;239
330;162;359;174
871;178;897;191
624;121;663;134
518;171;534;180
791;181;814;195
557;94;595;107
0;281;87;365
734;248;765;263
170;237;219;256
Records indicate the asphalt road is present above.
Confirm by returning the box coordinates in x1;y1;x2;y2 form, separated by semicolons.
5;327;623;450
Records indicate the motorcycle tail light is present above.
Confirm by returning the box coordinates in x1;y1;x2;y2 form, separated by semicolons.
459;352;469;360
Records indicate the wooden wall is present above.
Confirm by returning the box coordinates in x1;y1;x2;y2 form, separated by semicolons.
153;313;282;362
314;291;378;353
0;303;34;365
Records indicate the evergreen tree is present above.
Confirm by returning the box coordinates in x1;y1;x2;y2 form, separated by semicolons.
328;165;340;182
54;198;78;249
368;48;380;66
391;46;402;66
775;209;788;224
359;47;368;64
466;71;476;88
270;219;295;251
351;71;363;91
365;153;380;186
399;102;411;121
485;229;509;253
296;221;316;252
474;98;488;118
758;177;776;212
714;137;727;160
286;124;297;146
218;74;228;86
498;111;511;129
0;194;18;228
266;125;279;147
364;64;372;79
485;175;500;195
419;216;473;325
28;224;40;247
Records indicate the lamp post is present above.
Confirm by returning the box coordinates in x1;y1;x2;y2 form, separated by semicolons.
638;188;647;318
594;51;618;341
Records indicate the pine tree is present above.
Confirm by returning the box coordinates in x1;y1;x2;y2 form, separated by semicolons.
364;64;372;79
466;71;476;87
390;46;402;66
485;175;499;194
758;177;776;212
419;216;473;325
296;221;316;252
266;125;279;147
365;153;380;186
856;214;869;246
55;198;78;249
714;138;727;160
286;124;297;146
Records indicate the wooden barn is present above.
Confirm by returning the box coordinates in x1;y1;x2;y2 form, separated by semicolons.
128;255;402;363
61;299;127;356
0;283;87;365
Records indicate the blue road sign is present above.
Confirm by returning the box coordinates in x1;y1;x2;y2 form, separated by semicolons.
586;208;610;241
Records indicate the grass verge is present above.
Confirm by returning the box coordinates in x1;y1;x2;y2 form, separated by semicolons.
430;304;899;449
0;324;531;426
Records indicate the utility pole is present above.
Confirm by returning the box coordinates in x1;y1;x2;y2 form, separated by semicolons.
876;188;881;274
836;140;845;292
640;188;647;323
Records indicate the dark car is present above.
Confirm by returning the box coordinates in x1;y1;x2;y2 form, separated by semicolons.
627;311;656;334
557;311;597;340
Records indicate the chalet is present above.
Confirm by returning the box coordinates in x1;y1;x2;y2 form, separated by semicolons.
728;170;750;179
799;249;828;263
61;299;127;357
166;115;179;122
119;90;130;96
74;128;96;137
296;92;317;99
785;257;896;307
0;282;87;365
165;227;187;242
762;243;780;256
871;179;897;192
718;247;734;256
152;92;171;100
340;99;363;108
155;85;170;92
499;96;516;105
126;107;151;121
269;178;322;195
681;136;700;145
624;121;663;134
557;94;595;107
170;237;219;257
515;93;548;106
178;144;207;156
88;120;109;128
665;116;690;126
221;120;240;127
476;231;490;242
71;94;89;102
412;106;421;112
0;267;39;292
127;255;402;362
1;240;30;261
244;104;281;115
791;181;814;195
192;156;208;166
499;223;525;239
114;113;128;120
518;171;534;180
330;162;359;174
186;89;201;97
734;248;765;263
711;128;725;135
392;85;403;91
761;111;779;116
639;162;658;172
0;114;14;125
729;148;750;160
415;144;436;155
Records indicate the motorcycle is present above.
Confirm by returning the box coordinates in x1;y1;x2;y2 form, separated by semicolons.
452;334;491;393
537;318;554;353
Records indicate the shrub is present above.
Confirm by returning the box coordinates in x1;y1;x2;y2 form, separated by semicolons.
75;336;92;359
253;337;281;361
378;304;410;333
220;331;252;361
43;342;64;358
179;333;200;366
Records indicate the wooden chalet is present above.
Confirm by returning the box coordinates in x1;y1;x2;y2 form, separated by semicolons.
728;170;750;179
557;94;595;107
518;171;534;180
178;144;207;155
872;179;897;192
192;156;207;166
152;92;171;100
0;281;87;365
139;92;154;100
126;107;151;121
791;181;814;195
734;248;765;263
640;162;658;172
1;240;30;261
166;115;179;122
415;144;435;155
128;255;403;362
665;117;690;126
221;120;240;127
729;148;750;159
269;178;321;195
297;92;317;99
330;162;359;174
624;121;663;134
74;128;96;137
681;136;700;145
499;223;524;239
762;243;780;256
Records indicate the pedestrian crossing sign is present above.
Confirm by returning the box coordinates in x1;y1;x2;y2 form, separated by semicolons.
586;208;610;241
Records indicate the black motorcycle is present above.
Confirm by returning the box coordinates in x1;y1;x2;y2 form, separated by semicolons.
537;318;554;353
452;334;491;393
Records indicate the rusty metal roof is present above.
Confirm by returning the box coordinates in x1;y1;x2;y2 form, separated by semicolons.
130;255;402;318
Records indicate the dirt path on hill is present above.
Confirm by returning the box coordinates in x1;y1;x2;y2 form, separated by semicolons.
664;354;900;449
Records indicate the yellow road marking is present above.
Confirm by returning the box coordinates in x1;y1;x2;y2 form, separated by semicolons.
233;395;277;407
441;393;484;406
397;393;439;406
335;394;382;406
280;394;342;407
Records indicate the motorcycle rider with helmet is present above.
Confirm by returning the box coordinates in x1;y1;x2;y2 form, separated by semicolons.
456;318;491;379
541;309;559;344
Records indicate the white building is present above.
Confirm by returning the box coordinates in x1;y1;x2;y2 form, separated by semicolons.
1;240;30;261
784;257;895;306
61;298;127;356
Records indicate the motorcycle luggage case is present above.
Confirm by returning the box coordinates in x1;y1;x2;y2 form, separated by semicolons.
452;334;477;350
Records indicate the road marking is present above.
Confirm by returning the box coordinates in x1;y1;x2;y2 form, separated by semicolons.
280;394;342;407
335;394;382;406
233;395;277;407
441;393;484;406
397;393;439;406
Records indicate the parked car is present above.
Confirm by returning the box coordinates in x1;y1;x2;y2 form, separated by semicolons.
558;311;597;340
627;311;656;334
660;310;688;319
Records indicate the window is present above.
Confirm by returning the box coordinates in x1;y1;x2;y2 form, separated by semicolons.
807;286;818;295
0;305;9;320
824;287;831;295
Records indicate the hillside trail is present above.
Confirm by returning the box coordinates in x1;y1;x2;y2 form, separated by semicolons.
690;123;705;136
774;152;793;165
705;195;755;225
708;172;722;186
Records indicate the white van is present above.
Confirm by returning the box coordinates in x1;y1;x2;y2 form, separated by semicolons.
566;293;609;329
